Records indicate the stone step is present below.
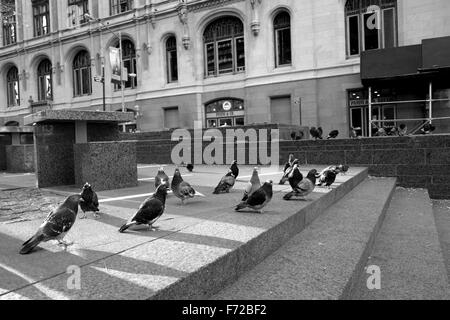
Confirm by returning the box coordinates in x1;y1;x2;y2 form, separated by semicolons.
0;167;368;300
212;177;397;300
352;189;449;300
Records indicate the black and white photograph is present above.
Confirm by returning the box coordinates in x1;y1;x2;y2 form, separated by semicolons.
0;0;449;311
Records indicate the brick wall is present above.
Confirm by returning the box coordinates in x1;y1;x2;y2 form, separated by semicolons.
120;126;450;199
280;135;450;200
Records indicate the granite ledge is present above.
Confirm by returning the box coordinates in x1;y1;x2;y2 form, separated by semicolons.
24;110;134;126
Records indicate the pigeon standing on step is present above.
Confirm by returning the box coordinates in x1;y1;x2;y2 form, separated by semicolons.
284;169;318;201
235;181;273;214
119;182;168;233
20;195;84;254
186;164;194;173
280;156;299;185
155;166;170;189
79;183;100;219
213;170;236;194
242;167;261;202
287;164;304;191
230;160;239;179
171;168;196;204
317;168;338;189
327;130;339;139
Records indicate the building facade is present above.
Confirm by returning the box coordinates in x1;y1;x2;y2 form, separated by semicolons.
0;0;449;136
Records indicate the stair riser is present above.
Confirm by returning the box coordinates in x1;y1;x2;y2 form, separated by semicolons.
341;182;396;299
152;169;369;300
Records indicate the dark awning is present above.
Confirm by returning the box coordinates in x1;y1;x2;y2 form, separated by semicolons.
361;36;450;85
361;45;422;83
421;36;450;70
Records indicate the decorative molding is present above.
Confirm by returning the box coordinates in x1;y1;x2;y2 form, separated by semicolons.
250;0;262;36
188;0;245;13
178;0;190;50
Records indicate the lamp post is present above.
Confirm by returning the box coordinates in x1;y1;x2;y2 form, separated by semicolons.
84;13;126;131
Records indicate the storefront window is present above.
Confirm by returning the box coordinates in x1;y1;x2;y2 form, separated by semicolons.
205;98;245;128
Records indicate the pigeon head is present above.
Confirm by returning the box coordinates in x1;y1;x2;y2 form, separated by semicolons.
338;165;349;173
307;169;318;181
288;154;294;162
82;183;92;190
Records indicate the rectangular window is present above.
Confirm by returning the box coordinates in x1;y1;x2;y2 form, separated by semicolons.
217;40;233;74
68;0;89;27
38;74;52;101
276;28;292;66
33;0;50;37
205;43;216;76
363;12;380;51
2;5;17;46
235;37;245;71
383;8;396;49
347;15;360;56
110;0;133;15
81;67;91;95
164;107;180;129
167;49;178;83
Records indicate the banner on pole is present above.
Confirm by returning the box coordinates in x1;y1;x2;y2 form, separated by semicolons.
109;47;121;83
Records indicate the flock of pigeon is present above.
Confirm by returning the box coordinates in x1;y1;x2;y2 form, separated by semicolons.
19;157;349;255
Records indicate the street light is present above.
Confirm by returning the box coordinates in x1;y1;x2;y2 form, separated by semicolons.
84;13;127;132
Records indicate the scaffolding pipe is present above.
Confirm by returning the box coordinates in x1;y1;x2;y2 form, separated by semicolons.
368;86;372;138
429;81;433;124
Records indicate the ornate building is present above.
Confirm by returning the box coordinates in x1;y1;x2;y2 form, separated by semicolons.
0;0;449;135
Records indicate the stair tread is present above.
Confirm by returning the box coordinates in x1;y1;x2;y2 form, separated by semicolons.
213;177;397;300
353;188;450;300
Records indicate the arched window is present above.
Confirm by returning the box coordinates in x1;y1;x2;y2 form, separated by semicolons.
115;39;137;89
203;16;245;77
345;0;397;57
73;50;92;97
274;11;292;67
166;36;178;83
6;66;20;107
37;59;53;101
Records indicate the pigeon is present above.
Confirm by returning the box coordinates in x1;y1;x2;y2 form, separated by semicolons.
20;194;83;254
171;168;196;204
283;169;317;201
230;160;239;179
327;130;339;139
287;164;304;191
350;127;358;139
336;164;349;175
317;168;338;189
279;156;299;185
155;166;170;189
186;164;194;172
310;127;323;140
235;181;273;214
79;183;100;219
119;182;168;233
242;167;261;202
213;170;236;194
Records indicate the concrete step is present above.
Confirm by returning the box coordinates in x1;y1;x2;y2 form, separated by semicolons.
352;189;450;300
212;177;397;300
0;166;368;300
433;200;450;281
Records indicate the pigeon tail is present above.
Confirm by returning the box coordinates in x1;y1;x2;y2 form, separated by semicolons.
119;221;138;233
20;233;45;255
235;202;247;211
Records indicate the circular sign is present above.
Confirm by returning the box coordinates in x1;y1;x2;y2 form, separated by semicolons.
223;101;232;111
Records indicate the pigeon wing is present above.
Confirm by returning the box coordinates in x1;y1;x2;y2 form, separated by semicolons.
247;189;267;207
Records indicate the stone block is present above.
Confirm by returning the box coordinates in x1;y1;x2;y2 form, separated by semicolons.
5;145;34;173
74;142;138;191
